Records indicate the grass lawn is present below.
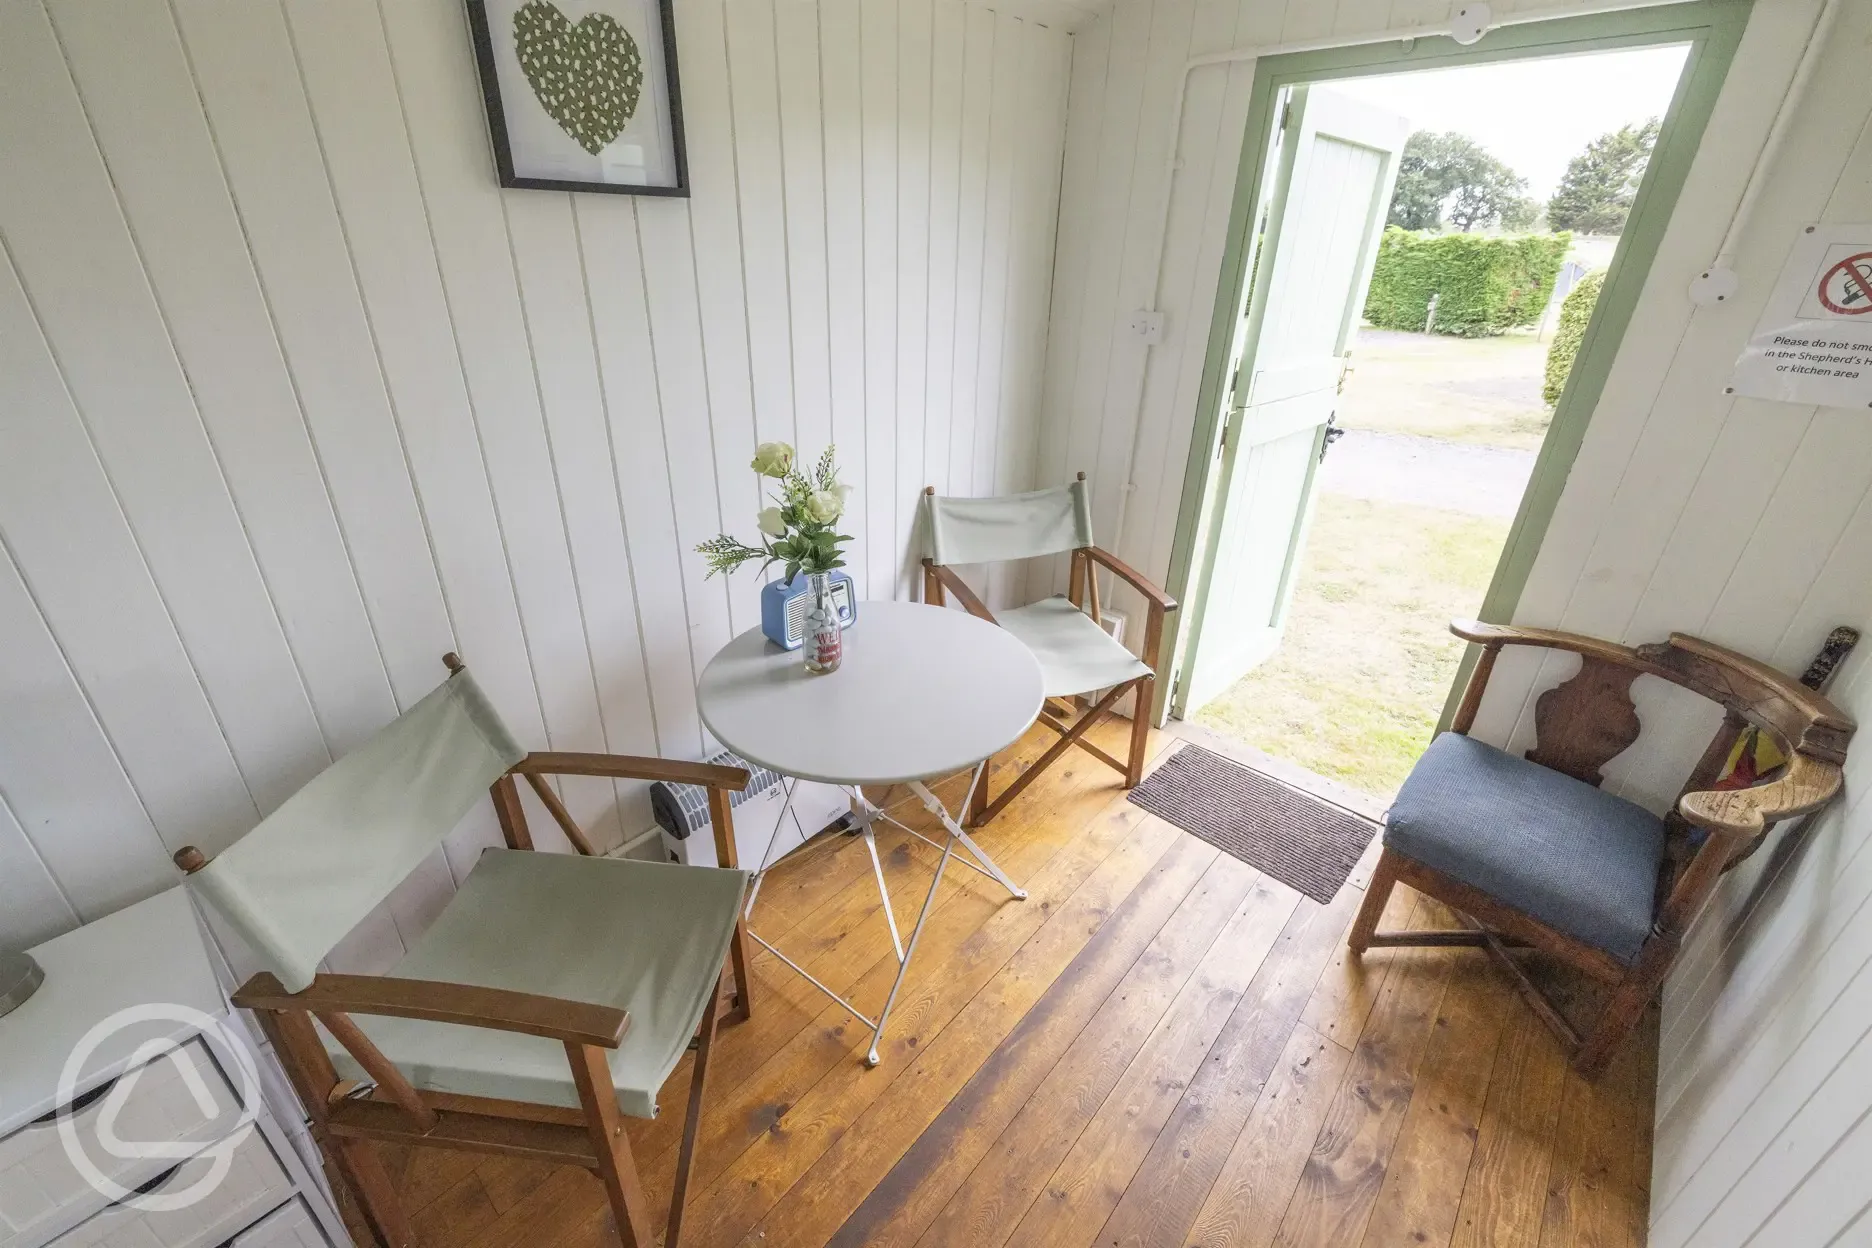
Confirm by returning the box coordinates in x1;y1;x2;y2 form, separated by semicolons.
1341;326;1552;450
1192;492;1508;801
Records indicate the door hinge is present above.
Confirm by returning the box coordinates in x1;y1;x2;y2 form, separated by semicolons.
1217;409;1240;461
1281;100;1293;130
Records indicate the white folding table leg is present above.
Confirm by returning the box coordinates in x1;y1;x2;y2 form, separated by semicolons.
865;832;954;1067
864;764;1027;1066
851;787;905;963
906;778;1027;901
743;775;801;919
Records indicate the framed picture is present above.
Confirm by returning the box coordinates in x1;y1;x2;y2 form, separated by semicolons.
466;0;688;196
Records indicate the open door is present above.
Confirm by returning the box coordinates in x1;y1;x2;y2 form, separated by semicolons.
1175;85;1411;717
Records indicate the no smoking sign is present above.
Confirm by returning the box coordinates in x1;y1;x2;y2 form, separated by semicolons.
1806;247;1872;318
1732;226;1872;407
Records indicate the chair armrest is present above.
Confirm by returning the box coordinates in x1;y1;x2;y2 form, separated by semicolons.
1083;547;1177;613
1676;752;1844;838
1648;632;1854;763
514;752;750;791
232;973;632;1048
1449;619;1647;668
923;560;998;624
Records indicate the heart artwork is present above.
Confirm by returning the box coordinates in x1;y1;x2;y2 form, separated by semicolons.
512;1;644;156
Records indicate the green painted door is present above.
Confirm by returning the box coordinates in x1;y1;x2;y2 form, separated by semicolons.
1176;85;1410;717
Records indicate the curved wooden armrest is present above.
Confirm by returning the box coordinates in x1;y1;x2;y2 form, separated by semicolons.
1676;752;1844;839
1648;632;1853;761
1449;619;1647;668
231;972;632;1048
1666;633;1846;721
923;560;998;624
514;751;749;791
1083;546;1177;612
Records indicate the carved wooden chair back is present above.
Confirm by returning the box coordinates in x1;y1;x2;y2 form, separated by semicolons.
1350;620;1853;1078
919;473;1178;826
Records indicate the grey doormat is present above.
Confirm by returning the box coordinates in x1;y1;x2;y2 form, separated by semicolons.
1127;745;1377;904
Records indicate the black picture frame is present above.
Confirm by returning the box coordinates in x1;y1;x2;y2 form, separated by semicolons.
465;0;690;197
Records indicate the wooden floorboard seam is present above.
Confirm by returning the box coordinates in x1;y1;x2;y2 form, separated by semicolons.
1092;879;1372;1248
685;776;1192;1244
698;802;1171;1245
823;837;1221;1248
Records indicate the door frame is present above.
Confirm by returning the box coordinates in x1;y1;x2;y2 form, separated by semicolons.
1158;0;1752;724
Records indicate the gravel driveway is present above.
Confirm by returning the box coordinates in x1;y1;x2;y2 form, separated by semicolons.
1318;428;1536;518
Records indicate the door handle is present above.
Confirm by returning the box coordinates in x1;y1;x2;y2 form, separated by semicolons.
1320;414;1345;461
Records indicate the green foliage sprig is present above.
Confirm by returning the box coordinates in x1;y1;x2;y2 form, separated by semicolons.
696;443;854;583
1363;227;1572;338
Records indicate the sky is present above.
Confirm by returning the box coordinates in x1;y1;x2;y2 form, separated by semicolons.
1328;45;1691;201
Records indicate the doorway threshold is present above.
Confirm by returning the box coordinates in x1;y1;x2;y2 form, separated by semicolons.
1163;718;1389;826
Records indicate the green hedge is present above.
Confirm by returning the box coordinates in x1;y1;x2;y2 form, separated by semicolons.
1542;268;1604;406
1363;227;1572;337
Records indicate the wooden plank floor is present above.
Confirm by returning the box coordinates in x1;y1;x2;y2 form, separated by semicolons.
350;720;1656;1248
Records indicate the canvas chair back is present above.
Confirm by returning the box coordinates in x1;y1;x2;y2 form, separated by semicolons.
187;670;525;992
924;479;1094;567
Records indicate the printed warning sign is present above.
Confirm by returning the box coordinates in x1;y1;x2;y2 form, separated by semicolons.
1731;226;1872;407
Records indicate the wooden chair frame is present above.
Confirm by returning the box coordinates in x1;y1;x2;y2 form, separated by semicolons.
175;655;755;1248
920;477;1178;828
1349;620;1853;1078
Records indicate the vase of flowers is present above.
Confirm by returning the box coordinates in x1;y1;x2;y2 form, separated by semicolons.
697;443;853;673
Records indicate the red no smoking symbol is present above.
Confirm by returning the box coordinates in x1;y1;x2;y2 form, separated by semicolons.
1818;251;1872;315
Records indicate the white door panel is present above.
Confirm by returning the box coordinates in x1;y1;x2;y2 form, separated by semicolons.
1177;84;1410;717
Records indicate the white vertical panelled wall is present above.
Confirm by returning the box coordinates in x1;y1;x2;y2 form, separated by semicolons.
0;0;1071;957
1039;0;1872;1242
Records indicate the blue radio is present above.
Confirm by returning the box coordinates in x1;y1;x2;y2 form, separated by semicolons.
761;571;858;650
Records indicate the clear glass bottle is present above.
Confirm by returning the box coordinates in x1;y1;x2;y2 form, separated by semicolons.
803;572;842;674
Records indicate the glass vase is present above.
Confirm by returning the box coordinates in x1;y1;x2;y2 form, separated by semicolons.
802;571;843;673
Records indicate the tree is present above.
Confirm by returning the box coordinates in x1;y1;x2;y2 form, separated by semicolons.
1546;119;1659;234
1446;161;1532;232
1388;131;1532;232
1499;195;1542;233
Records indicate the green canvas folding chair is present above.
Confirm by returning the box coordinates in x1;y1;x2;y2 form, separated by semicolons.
176;655;753;1248
921;473;1178;826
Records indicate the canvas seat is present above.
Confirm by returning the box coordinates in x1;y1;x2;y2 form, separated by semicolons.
326;848;746;1119
1384;732;1666;963
998;596;1153;699
921;474;1177;826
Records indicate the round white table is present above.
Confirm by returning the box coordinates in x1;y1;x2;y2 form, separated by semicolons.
698;600;1044;1065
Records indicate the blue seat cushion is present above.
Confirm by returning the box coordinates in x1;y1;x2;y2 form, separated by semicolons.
1384;733;1665;964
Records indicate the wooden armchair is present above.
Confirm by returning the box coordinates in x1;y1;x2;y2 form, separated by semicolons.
176;655;754;1248
920;473;1177;826
1349;621;1853;1077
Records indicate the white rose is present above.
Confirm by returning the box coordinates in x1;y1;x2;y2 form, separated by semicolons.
804;489;844;524
757;507;787;537
751;442;795;478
